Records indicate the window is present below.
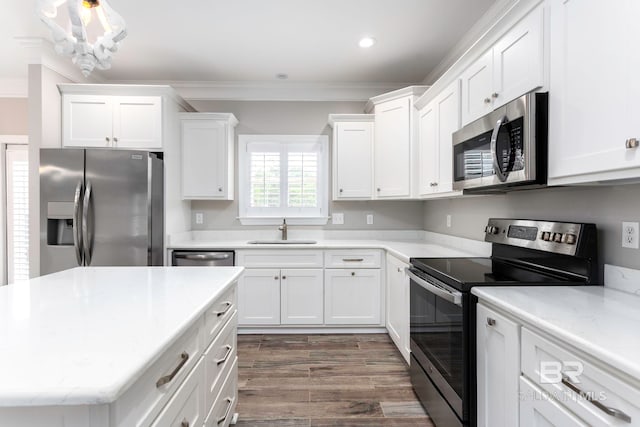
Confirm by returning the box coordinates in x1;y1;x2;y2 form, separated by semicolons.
239;135;328;225
5;145;29;283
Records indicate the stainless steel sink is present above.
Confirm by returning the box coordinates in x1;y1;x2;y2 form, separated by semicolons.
247;240;317;245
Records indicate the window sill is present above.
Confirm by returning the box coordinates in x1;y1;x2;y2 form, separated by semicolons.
238;217;329;226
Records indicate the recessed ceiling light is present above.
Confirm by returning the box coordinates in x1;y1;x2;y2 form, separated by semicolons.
276;73;288;80
359;37;376;48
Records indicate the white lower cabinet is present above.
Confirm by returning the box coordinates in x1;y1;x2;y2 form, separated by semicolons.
520;376;587;427
237;269;281;325
476;303;521;427
280;269;324;325
204;359;238;427
324;269;382;325
386;255;409;363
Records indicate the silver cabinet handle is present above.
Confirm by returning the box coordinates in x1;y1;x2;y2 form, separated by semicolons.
113;137;118;146
82;180;93;266
156;352;189;388
490;115;510;183
397;267;401;272
561;376;631;423
212;301;232;317
406;268;462;306
181;420;189;427
491;92;499;99
73;181;84;266
487;317;496;326
217;398;234;424
105;136;110;146
626;138;639;149
484;97;491;104
342;258;364;262
216;345;233;365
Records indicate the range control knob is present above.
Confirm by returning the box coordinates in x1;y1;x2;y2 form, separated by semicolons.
553;233;563;243
564;233;577;245
541;232;551;241
488;226;500;235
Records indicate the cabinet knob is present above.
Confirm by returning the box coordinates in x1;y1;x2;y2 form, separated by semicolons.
626;138;639;149
483;98;491;104
105;137;110;145
351;272;355;276
339;188;343;193
218;187;223;192
282;275;287;280
376;188;381;192
491;92;499;99
274;276;279;280
397;267;401;272
113;137;118;144
487;317;496;326
181;420;190;427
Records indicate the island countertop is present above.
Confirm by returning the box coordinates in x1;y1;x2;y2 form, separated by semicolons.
0;266;244;407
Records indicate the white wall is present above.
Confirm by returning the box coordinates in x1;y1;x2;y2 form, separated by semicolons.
187;100;425;231
423;184;640;270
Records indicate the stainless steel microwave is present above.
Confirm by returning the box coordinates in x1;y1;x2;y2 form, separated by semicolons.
452;91;548;193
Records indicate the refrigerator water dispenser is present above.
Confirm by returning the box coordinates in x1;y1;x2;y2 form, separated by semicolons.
46;202;74;246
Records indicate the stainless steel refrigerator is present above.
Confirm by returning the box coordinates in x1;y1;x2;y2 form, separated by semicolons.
40;149;164;275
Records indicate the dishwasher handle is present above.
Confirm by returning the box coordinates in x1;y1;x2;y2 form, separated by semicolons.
174;253;231;261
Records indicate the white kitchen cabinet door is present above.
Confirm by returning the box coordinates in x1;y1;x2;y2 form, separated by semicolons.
460;50;494;125
520;376;587;427
417;101;439;196
333;121;373;199
63;95;114;148
435;80;461;193
181;117;234;200
324;269;382;325
238;269;280;325
492;4;544;109
385;256;409;363
477;303;520;427
112;96;162;150
549;0;640;184
280;269;324;325
374;97;412;198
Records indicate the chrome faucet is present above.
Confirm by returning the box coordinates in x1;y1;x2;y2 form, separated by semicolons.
278;219;288;240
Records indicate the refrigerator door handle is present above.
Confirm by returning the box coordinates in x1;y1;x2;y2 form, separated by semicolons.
73;181;84;266
82;180;93;266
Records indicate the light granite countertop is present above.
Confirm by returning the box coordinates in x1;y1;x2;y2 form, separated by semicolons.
472;285;640;384
0;266;244;407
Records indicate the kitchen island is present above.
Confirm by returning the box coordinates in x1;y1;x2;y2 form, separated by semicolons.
0;266;243;427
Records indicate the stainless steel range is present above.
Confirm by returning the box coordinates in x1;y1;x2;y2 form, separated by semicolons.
408;219;599;427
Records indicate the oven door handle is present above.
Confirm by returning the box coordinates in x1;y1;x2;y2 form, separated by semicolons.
406;268;463;306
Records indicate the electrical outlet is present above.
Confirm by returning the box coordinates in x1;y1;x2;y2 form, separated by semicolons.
446;214;452;228
195;212;204;225
332;213;344;225
622;221;639;249
366;214;374;225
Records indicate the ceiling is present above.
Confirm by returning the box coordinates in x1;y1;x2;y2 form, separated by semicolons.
1;0;496;86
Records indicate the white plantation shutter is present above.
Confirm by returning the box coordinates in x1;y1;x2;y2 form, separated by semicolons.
6;146;29;283
239;135;328;223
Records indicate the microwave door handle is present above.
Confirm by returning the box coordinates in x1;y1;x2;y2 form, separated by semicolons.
406;268;463;306
490;116;510;182
73;181;84;266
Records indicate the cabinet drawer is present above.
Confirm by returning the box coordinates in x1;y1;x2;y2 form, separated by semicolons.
112;319;204;427
204;311;237;411
324;250;381;269
150;358;205;427
520;375;588;427
204;284;237;344
522;327;640;426
236;250;323;268
204;358;238;427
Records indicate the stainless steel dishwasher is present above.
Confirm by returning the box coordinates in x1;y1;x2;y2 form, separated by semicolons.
171;250;235;266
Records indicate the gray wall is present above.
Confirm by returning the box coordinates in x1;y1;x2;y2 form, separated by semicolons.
187;100;425;230
0;98;28;135
423;184;640;269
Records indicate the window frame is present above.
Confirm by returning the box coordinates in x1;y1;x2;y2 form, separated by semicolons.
238;134;329;225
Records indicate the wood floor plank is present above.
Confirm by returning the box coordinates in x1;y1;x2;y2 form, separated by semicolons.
310;418;433;426
380;401;429;417
309;388;418;403
236;419;310;427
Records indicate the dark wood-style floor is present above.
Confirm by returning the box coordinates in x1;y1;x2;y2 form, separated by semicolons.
236;334;435;426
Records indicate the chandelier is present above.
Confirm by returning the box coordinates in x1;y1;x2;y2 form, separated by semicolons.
37;0;127;77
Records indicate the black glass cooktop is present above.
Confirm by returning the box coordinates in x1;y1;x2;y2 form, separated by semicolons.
410;257;581;292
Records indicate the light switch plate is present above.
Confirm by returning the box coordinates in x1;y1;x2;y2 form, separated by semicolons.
332;213;344;225
195;212;204;225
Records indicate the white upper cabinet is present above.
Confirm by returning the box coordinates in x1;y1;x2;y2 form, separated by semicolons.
416;80;462;197
328;114;374;200
180;113;238;200
548;0;640;185
461;3;544;125
368;86;428;199
63;94;163;149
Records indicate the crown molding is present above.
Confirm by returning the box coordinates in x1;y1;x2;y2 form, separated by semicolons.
15;37;104;84
328;114;374;128
0;78;28;98
107;80;412;102
364;85;430;113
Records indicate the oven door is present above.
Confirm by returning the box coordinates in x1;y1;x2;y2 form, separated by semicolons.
408;267;466;423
